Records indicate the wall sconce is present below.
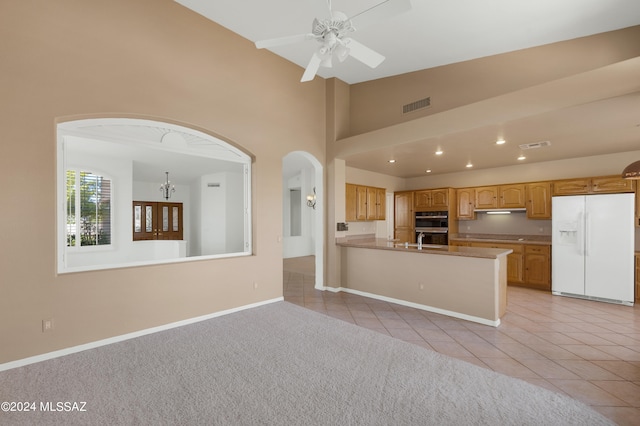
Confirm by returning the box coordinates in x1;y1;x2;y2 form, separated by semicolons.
160;171;175;200
621;160;640;179
306;187;316;209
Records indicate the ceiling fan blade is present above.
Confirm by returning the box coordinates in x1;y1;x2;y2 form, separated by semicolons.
349;0;412;30
344;38;385;68
255;33;315;49
301;53;322;82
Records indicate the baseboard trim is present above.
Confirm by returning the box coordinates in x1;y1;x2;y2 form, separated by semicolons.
327;287;500;328
0;297;284;372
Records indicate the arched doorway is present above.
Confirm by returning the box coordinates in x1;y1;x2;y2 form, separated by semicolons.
282;151;323;289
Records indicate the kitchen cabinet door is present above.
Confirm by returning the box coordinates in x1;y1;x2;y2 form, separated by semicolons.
431;189;449;209
456;188;475;219
365;187;378;220
499;184;526;208
524;245;551;290
394;191;414;242
414;189;449;210
376;188;386;220
356;186;368;221
471;242;524;284
591;176;635;193
345;184;357;222
475;186;498;209
552;178;591;195
414;190;431;210
526;182;552;219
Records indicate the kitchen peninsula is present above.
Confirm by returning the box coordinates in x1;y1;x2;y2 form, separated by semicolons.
336;236;512;327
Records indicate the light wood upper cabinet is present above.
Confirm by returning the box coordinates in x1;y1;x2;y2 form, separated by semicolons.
526;182;552;219
591;176;635;193
552;178;590;195
431;189;449;209
369;187;386;220
475;186;499;209
414;188;449;211
499;184;526;208
345;184;358;222
553;175;634;196
346;184;386;222
456;188;475;220
356;186;368;221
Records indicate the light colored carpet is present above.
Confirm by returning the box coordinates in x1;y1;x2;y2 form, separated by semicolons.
0;302;614;425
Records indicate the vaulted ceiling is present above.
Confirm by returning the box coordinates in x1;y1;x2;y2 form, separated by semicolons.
176;0;640;178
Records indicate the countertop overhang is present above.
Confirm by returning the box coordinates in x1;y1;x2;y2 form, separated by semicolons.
449;233;551;246
336;238;512;259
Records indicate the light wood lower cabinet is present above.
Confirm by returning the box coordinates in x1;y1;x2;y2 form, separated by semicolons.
471;242;524;284
451;241;551;290
524;245;551;291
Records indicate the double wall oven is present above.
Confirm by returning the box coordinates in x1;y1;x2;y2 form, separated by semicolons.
415;211;449;245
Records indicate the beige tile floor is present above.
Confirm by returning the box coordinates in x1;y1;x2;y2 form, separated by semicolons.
284;256;640;426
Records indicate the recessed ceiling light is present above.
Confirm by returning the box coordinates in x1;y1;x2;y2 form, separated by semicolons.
496;139;506;145
425;169;432;173
435;150;443;155
517;155;526;161
466;163;473;168
388;159;396;163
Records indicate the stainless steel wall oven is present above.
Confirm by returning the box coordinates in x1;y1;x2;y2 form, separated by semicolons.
415;211;449;245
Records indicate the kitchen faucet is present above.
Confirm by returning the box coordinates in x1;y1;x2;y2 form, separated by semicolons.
418;232;424;250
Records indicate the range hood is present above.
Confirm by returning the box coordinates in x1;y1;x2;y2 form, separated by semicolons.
474;208;527;213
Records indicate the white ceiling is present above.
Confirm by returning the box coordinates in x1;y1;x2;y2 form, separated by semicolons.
175;0;640;178
175;0;640;84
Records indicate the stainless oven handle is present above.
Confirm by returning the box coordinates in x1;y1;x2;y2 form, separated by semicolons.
415;228;448;233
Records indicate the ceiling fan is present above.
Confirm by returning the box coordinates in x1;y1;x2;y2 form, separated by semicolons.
255;0;412;82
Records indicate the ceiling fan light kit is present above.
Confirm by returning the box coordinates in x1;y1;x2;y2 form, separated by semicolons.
621;160;640;179
255;0;412;82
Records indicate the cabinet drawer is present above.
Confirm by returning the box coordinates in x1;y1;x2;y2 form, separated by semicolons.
525;245;550;255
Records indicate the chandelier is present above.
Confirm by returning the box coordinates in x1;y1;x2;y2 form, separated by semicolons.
160;171;175;200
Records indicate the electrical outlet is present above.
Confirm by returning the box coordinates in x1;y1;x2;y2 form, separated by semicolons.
253;281;258;290
42;319;54;332
418;283;424;290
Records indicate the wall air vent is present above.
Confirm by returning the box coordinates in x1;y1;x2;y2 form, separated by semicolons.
402;97;431;114
519;141;551;150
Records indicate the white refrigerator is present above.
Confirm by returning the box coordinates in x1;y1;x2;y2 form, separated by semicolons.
552;193;634;305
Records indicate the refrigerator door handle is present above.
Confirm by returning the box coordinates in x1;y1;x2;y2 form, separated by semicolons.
576;211;584;256
584;211;590;257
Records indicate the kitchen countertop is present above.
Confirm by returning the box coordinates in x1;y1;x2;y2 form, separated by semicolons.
449;233;551;246
336;237;512;259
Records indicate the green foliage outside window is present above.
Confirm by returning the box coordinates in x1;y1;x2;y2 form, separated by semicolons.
66;170;111;247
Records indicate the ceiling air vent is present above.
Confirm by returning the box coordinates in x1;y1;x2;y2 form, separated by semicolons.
519;141;551;150
402;97;431;114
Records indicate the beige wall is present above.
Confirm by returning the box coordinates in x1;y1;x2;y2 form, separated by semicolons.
348;26;640;136
0;0;326;364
